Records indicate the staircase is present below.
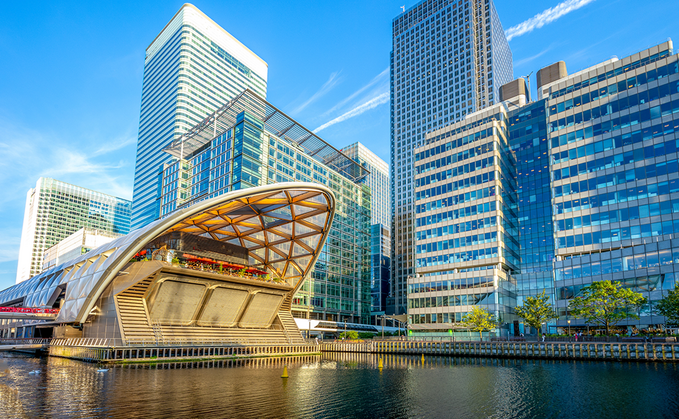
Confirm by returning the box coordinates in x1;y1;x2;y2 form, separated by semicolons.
116;278;155;344
278;311;305;344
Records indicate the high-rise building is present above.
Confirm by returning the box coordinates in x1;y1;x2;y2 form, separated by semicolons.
158;90;372;324
42;228;123;271
131;3;267;230
390;0;513;314
340;143;391;318
16;178;131;283
408;40;679;336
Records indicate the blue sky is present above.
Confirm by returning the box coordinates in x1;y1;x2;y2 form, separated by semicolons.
1;0;678;289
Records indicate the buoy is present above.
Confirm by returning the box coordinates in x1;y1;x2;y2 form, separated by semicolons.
378;358;383;370
421;354;425;363
281;365;289;378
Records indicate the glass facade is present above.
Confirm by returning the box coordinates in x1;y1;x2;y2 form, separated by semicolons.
390;0;513;315
131;4;267;230
159;102;372;324
408;41;679;335
339;142;391;316
16;178;131;282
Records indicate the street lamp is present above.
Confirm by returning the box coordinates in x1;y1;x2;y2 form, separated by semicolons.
568;319;571;338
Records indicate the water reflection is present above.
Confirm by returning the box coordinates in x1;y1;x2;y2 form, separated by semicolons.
1;352;678;418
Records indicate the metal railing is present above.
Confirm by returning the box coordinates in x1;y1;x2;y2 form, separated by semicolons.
0;338;52;345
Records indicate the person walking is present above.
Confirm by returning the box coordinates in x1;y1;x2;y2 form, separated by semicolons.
542;333;546;342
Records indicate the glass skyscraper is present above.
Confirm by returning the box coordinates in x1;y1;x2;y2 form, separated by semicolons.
131;4;267;230
158;90;372;324
390;0;513;315
16;178;131;283
340;142;391;317
408;40;679;336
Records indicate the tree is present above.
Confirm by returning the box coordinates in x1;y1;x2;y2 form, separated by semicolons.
461;306;498;338
340;331;359;340
514;290;558;335
657;283;679;327
568;280;646;335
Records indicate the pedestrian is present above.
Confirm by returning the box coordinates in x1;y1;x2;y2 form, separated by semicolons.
542;333;546;342
574;333;578;342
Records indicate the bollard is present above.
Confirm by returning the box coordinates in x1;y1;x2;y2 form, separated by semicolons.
281;365;289;378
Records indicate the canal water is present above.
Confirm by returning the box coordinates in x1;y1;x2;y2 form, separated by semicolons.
1;352;678;418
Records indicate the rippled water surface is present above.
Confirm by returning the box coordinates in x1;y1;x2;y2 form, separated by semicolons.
1;352;679;418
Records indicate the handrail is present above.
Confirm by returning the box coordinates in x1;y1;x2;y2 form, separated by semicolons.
0;307;59;314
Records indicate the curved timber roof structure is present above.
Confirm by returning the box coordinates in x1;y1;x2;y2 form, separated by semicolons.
0;183;335;325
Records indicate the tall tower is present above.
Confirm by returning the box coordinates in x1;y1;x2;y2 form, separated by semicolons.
389;0;512;314
16;178;131;283
131;4;267;229
341;142;391;317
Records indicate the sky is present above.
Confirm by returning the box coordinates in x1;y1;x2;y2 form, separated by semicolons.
1;0;678;289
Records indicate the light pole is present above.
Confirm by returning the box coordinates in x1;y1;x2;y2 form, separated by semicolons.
568;319;571;338
344;320;347;339
381;316;385;339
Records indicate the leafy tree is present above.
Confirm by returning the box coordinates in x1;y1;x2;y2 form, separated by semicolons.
568;280;646;335
461;306;497;338
657;283;679;326
514;290;558;335
340;331;359;340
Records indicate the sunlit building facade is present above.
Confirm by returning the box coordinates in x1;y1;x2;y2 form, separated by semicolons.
390;0;513;315
408;41;679;335
158;90;372;324
340;142;391;318
16;178;131;283
131;4;267;230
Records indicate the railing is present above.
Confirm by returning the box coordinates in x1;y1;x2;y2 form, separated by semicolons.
50;337;310;348
0;338;52;345
0;307;59;315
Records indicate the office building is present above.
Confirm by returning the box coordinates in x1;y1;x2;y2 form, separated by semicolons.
42;228;123;271
131;3;267;230
340;143;391;318
16;178;131;283
158;90;372;324
390;0;513;315
408;40;679;335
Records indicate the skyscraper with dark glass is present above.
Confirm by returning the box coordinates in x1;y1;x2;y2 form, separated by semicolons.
390;0;513;314
131;4;267;230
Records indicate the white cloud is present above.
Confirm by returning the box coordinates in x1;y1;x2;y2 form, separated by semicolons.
505;0;596;41
321;68;389;117
314;92;389;133
291;71;342;114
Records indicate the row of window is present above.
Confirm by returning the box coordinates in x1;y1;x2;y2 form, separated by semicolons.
553;137;679;182
415;141;494;179
409;312;467;325
408;293;491;309
416;231;497;255
416;246;498;268
415;157;496;200
557;197;679;232
555;159;679;199
557;220;679;249
416;201;497;228
416;216;497;240
408;276;495;294
415;171;495;212
557;248;679;281
555;179;679;215
548;50;671;99
415;127;495;163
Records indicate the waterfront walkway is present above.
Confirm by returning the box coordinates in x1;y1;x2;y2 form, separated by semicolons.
321;340;679;362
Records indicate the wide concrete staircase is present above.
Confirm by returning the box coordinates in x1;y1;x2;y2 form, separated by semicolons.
116;277;155;344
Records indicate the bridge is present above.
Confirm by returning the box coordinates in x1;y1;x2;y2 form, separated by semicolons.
0;307;58;320
0;338;51;352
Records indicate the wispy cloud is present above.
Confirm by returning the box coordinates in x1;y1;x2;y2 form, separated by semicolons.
505;0;596;41
314;92;389;133
321;68;389;117
513;46;553;68
291;71;342;114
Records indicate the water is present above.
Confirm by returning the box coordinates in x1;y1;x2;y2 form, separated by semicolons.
1;352;679;418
